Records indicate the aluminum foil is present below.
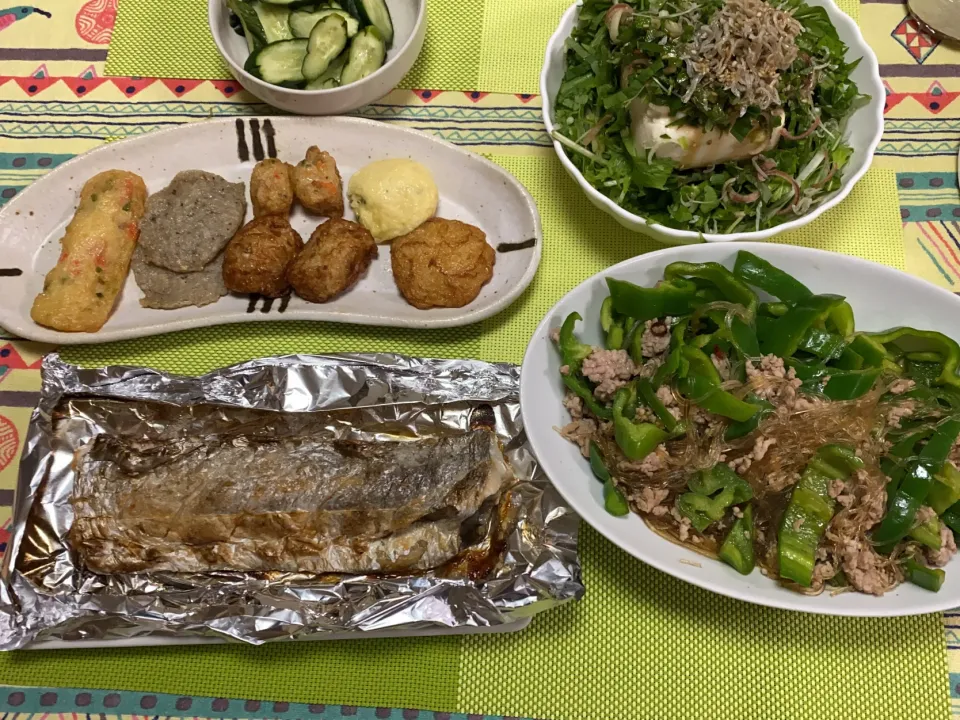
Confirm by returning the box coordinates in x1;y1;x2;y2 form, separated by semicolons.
0;353;583;650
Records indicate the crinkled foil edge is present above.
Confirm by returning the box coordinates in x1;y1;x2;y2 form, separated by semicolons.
0;353;583;649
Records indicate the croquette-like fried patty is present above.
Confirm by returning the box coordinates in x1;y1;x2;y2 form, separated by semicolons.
287;218;377;303
250;158;295;217
292;147;344;217
390;218;494;309
223;214;304;298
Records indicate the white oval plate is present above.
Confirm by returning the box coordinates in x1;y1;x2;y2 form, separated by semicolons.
522;242;960;616
0;117;542;344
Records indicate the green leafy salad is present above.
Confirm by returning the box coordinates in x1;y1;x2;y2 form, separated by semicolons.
552;0;869;234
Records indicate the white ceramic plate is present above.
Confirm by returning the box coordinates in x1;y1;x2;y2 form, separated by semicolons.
540;1;885;244
521;243;960;616
0;116;542;344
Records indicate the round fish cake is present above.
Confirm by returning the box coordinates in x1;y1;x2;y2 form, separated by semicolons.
223;214;303;297
347;159;438;243
390;218;495;309
132;245;228;310
139;170;246;273
287;218;377;303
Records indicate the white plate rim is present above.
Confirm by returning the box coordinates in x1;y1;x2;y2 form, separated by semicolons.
0;115;544;344
521;241;960;617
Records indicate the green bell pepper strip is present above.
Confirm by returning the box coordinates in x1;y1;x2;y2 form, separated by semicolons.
873;458;937;547
759;301;790;317
652;347;681;388
865;328;960;389
612;386;669;461
929;462;960;514
729;316;761;359
680;345;723;384
589;441;630;517
919;417;960;467
725;396;774;440
636;378;682;434
663;261;759;318
558;312;593;372
787;357;830;383
820;368;883;401
600;297;615;333
606;277;699;325
826;301;856;339
908;514;942;550
678;373;760;422
589;440;611;483
606;323;625;350
941;502;960;535
903;557;945;592
798;327;846;361
832;346;865;371
733;250;812;303
759;294;846;359
562;374;613;421
849;333;891;369
688;462;754;502
678;464;753;532
603;480;630;516
718;504;755;575
907;360;946;387
778;444;864;587
887;426;935;460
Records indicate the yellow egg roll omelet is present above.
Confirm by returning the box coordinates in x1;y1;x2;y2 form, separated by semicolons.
31;170;148;333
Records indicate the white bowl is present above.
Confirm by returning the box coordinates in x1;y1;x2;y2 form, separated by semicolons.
521;242;960;616
540;2;884;244
209;0;426;115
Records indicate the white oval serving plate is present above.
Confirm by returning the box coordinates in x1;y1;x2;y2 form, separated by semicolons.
0;116;542;344
522;242;960;616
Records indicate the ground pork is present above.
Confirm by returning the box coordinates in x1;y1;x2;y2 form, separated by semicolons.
640;317;672;358
926;524;958;567
889;378;916;395
835;537;898;596
556;419;596;458
559;364;570;376
828;478;855;508
746;354;811;410
562;392;583;419
638;356;663;378
767;469;801;493
635;406;657;423
655;385;683;420
811;560;838;586
622;443;671;476
634;486;670;515
858;479;887;529
581;349;637;400
728;435;775;473
886;401;915;428
550;327;561;344
915;505;938;525
732;505;744;519
670;504;694;542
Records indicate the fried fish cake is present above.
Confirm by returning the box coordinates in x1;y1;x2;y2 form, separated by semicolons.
287;218;377;303
292;146;344;217
222;215;303;297
390;218;495;309
132;245;227;309
250;158;296;217
31;170;148;333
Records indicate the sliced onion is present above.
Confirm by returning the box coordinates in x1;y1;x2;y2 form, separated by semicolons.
723;177;760;205
812;161;837;189
769;169;801;214
605;4;633;43
779;115;821;142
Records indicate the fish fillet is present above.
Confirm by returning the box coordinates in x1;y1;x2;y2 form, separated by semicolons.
70;429;511;575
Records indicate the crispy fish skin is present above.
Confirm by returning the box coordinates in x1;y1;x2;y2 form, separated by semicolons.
70;429;510;575
31;170;147;333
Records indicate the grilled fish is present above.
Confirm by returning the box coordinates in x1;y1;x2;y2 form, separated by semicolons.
70;428;511;575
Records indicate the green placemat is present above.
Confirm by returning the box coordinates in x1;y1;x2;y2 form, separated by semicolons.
105;0;859;95
31;157;944;720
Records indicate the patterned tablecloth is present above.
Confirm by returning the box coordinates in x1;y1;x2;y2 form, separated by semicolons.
1;0;960;718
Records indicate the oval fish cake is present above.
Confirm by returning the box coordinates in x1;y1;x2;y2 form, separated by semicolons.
292;146;344;217
138;170;246;273
30;170;148;333
250;158;295;217
131;245;228;310
222;214;303;297
287;218;377;303
390;218;495;309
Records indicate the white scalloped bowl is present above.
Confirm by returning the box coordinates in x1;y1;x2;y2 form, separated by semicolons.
540;1;884;244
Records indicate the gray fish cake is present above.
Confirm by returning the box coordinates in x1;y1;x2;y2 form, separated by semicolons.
131;245;228;310
139;170;246;273
70;428;512;575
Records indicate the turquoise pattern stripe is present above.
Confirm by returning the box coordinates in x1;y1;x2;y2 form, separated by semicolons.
0;686;529;720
